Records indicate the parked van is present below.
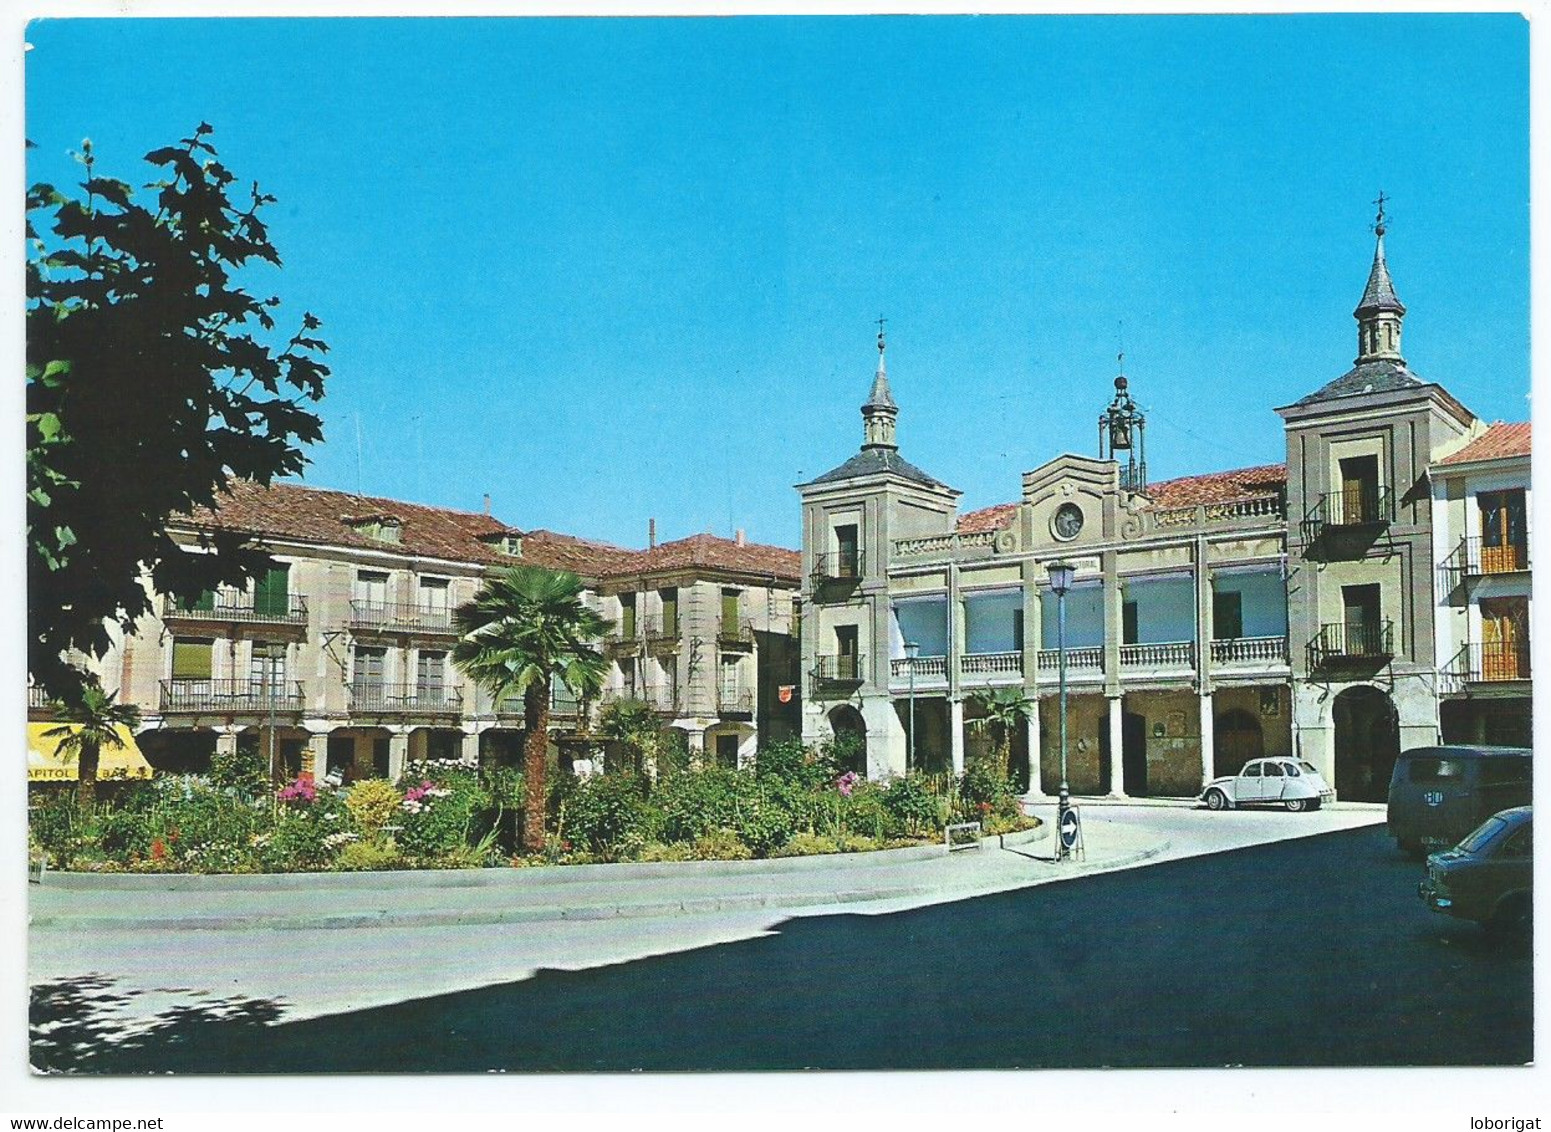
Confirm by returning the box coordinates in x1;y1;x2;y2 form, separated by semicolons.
1387;745;1532;855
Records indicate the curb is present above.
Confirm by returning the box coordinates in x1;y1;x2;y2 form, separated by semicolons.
30;831;1165;934
37;821;1046;892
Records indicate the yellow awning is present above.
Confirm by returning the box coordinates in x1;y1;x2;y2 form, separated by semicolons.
27;722;153;782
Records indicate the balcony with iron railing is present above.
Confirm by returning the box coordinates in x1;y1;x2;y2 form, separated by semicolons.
641;614;681;648
1300;485;1394;545
162;592;309;627
813;654;866;693
888;655;948;683
1443;641;1531;691
28;684;53;711
1308;621;1394;668
347;600;457;635
810;550;865;585
495;688;586;721
717;616;756;648
718;688;755;716
161;678;306;714
1442;535;1531;586
349;682;464;715
1209;635;1290;667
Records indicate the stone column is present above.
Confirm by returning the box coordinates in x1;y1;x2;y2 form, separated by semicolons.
387;729;410;781
215;728;240;758
1107;694;1127;797
949;698;965;776
302;729;329;781
1198;691;1215;789
1024;701;1047;799
460;728;481;766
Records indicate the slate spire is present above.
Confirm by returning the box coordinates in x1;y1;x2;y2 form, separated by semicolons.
1354;193;1406;364
861;318;898;450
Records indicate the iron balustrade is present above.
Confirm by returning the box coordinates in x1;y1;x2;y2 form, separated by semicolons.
959;651;1024;678
814;654;866;686
347;600;456;634
1209;636;1289;665
1447;641;1531;684
28;685;52;710
810;550;865;583
1036;647;1103;673
161;678;305;714
163;592;308;626
717;617;755;646
718;688;755;715
888;655;948;680
1307;621;1394;667
1301;485;1394;543
1446;534;1531;579
641;614;680;645
349;682;464;713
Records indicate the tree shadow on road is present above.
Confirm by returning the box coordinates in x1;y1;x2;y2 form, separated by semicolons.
39;827;1533;1075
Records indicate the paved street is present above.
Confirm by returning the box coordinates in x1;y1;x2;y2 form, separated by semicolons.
29;808;1530;1073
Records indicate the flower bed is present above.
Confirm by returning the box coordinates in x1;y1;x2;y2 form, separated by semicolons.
27;739;1036;874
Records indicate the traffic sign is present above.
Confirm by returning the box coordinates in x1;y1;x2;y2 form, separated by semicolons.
1059;808;1081;850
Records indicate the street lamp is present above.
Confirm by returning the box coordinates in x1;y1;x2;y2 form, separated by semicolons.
905;640;920;772
1047;561;1076;860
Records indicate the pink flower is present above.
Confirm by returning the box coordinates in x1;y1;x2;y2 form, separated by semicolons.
836;771;859;797
276;776;318;804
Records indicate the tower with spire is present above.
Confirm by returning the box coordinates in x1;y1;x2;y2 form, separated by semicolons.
1354;193;1406;364
861;321;898;450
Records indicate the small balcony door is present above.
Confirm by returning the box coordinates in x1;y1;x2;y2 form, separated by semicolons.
1479;489;1528;573
253;565;290;617
355;570;389;610
836;525;860;579
1481;598;1529;680
417;651;447;705
1342;584;1382;656
720;656;741;702
250;643;286;693
836;625;860;680
1339;456;1380;524
353;647;387;700
419;577;451;623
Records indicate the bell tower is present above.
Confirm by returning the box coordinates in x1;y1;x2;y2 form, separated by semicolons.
1098;360;1147;493
1354;192;1406;364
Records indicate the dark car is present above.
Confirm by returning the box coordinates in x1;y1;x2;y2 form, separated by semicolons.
1386;745;1531;856
1418;806;1532;936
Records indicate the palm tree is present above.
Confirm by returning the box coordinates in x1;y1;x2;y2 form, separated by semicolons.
967;687;1034;782
452;565;611;853
43;684;143;809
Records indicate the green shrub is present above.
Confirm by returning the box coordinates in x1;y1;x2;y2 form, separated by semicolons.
336;837;404;871
27;790;96;869
560;772;653;860
635;840;696;862
396;766;488;859
731;785;797;856
770;831;840;858
345;779;401;835
692;828;752;860
840;781;901;840
653;767;742;843
753;738;836;791
209;743;271;801
883;775;943;836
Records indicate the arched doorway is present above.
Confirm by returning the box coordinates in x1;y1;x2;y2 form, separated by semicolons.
827;705;867;774
1214;709;1264;778
1333;685;1400;802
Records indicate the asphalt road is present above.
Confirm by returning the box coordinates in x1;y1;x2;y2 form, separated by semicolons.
36;823;1531;1073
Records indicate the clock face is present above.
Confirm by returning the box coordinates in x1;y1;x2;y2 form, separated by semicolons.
1053;502;1084;541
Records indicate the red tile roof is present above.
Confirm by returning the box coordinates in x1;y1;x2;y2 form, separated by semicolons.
1146;463;1287;508
177;481;798;583
1436;422;1531;466
604;533;801;582
956;503;1018;534
179;480;529;566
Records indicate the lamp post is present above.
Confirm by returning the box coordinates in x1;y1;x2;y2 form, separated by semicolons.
905;640;920;772
1047;561;1076;860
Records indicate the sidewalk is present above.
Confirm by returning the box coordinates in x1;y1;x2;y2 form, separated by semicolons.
29;821;1170;932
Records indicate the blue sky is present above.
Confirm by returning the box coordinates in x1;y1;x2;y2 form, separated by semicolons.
24;14;1530;551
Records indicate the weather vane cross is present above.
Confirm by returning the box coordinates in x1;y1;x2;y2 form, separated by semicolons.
876;315;887;350
1372;190;1389;234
